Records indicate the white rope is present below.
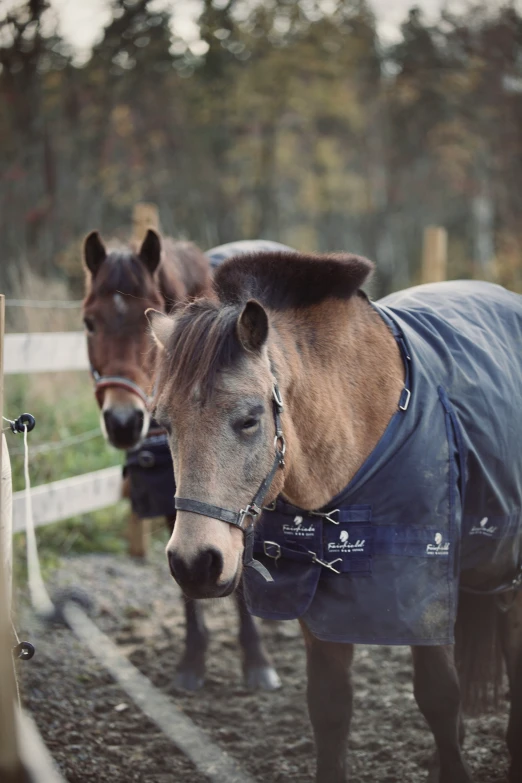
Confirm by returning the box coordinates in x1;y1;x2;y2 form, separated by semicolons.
21;426;54;618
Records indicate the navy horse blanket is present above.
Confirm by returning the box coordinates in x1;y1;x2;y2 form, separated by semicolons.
244;281;522;645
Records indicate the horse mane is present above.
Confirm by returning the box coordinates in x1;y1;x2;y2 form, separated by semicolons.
162;251;373;401
213;251;373;309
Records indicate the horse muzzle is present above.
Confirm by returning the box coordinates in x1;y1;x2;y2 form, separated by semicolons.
167;547;237;599
102;406;147;450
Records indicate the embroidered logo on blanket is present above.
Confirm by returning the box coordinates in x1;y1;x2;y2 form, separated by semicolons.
327;529;366;554
282;515;316;538
469;516;498;537
426;532;450;556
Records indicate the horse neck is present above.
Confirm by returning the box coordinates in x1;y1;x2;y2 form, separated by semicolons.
272;294;404;510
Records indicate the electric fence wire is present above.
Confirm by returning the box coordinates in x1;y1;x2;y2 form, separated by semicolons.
8;428;103;457
5;300;83;309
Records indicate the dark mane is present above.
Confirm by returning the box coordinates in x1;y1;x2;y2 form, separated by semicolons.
161;250;373;401
91;250;153;298
213;251;373;309
163;299;242;402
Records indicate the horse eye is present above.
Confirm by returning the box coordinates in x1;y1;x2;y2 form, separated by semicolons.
83;316;95;335
241;417;259;432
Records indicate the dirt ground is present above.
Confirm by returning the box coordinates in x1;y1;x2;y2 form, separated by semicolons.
18;542;510;783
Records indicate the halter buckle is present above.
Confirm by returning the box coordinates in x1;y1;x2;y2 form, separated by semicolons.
272;384;284;411
238;503;262;529
274;433;286;467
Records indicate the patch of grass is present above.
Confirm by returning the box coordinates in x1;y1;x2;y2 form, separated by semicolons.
5;371;122;492
5;370;129;582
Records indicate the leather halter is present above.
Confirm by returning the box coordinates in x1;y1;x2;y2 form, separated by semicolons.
174;384;286;582
91;368;150;408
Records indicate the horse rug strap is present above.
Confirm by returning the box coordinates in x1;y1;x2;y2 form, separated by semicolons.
243;281;522;645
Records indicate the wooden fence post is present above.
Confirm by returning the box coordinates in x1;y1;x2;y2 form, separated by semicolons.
129;203;160;558
0;293;24;782
421;226;448;284
132;203;160;244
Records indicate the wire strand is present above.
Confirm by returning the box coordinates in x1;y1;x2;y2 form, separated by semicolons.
9;428;102;456
5;299;83;309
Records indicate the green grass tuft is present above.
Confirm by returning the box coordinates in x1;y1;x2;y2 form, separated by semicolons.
5;371;131;581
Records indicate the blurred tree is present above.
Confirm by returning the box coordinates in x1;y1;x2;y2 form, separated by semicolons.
2;0;522;295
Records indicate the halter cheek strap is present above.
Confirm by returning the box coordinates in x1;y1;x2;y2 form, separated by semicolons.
174;384;286;582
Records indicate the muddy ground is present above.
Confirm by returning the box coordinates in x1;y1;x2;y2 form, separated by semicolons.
19;542;510;782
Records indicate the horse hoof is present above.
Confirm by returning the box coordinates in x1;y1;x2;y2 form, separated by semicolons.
174;670;205;691
244;665;282;691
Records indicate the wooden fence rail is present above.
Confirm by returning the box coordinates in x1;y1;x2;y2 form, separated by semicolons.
5;332;88;375
12;466;122;534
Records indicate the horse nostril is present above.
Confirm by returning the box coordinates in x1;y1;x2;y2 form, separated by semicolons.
203;548;223;583
133;409;144;436
168;550;183;581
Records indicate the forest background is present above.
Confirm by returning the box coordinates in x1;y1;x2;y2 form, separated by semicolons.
2;0;522;299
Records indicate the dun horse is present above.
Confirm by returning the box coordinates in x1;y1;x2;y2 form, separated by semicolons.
149;250;522;783
82;229;280;690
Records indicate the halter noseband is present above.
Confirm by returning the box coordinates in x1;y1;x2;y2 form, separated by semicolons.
91;368;151;408
174;384;286;583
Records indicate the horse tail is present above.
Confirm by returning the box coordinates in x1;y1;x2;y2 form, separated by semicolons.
454;590;504;714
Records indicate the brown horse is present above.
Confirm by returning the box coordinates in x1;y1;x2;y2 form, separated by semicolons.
83;229;211;450
148;250;522;783
82;230;280;691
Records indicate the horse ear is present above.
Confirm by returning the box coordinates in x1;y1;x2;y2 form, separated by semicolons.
139;229;161;275
237;299;269;353
84;231;106;277
146;308;173;350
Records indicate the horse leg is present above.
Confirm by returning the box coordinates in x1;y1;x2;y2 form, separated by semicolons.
173;597;209;690
164;514;208;690
127;512;150;558
411;645;471;783
234;580;281;690
301;623;353;783
498;591;522;783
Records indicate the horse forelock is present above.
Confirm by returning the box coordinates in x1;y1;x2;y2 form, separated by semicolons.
162;299;244;403
90;250;155;299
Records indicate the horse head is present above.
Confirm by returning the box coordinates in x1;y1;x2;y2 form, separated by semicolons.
82;229;165;450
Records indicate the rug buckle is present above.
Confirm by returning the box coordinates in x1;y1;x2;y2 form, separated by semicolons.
263;541;281;561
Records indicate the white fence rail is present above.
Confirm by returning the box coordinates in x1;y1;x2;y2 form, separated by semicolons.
5;332;88;374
